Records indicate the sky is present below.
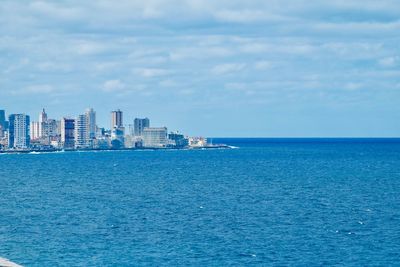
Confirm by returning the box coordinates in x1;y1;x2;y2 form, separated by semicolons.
0;0;399;137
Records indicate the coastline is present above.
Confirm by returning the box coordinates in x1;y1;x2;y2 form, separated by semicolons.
0;144;233;154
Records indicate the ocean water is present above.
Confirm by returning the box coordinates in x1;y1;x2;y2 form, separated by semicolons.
1;138;400;266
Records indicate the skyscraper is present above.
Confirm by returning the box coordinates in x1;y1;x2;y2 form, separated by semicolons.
38;108;47;138
61;118;75;149
111;110;123;129
0;110;6;137
75;114;89;148
85;108;96;139
0;110;5;130
8;114;30;149
134;118;150;136
30;121;40;140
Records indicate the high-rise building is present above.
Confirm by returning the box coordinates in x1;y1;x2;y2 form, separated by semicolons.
0;109;5;138
75;114;89;148
30;121;40;140
8;114;30;149
111;110;123;129
38;108;48;137
134;118;150;136
44;119;58;137
142;127;168;147
85;108;96;139
0;110;6;131
61;118;75;149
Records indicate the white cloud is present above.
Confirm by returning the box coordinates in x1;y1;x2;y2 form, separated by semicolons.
378;57;399;67
214;9;290;23
74;41;106;55
254;61;272;70
10;84;54;95
133;68;169;78
344;82;363;91
211;63;246;75
103;80;126;92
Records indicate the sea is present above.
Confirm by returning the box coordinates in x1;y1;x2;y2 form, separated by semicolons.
0;138;399;266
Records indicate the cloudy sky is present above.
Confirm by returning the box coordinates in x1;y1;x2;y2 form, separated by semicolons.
1;0;399;137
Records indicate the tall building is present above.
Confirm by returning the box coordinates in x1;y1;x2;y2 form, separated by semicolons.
61;118;75;149
85;108;96;139
44;119;58;137
0;110;6;130
142;127;167;147
0;109;5;137
30;121;40;140
38;108;48;138
111;110;123;129
75;114;89;148
134;118;150;136
8;114;30;149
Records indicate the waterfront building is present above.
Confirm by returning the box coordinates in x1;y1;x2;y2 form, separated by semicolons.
111;126;125;149
188;137;208;147
111;110;123;129
0;110;6;131
86;108;96;139
134;118;150;136
61;118;75;149
0;131;8;149
168;132;189;148
30;121;40;140
38;108;48;138
75;114;89;148
142;127;168;147
8;114;30;149
56;120;61;135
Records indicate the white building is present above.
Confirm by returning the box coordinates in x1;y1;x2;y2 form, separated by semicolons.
38;108;47;138
85;108;96;139
8;114;30;149
142;127;167;147
75;114;89;148
30;121;40;140
188;137;208;147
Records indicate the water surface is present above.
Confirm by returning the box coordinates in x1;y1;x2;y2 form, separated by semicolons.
1;138;400;266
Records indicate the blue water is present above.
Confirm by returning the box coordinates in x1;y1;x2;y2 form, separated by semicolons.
1;138;400;266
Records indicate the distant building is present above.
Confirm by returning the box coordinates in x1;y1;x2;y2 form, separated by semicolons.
143;127;167;147
168;132;189;148
61;118;75;149
8;114;30;149
75;114;89;148
43;119;58;138
86;108;96;139
111;110;123;129
134;118;150;136
188;137;208;147
30;121;40;140
38;108;48;138
111;127;124;149
0;110;6;131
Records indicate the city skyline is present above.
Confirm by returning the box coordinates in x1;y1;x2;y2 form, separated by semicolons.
1;1;400;137
0;106;215;151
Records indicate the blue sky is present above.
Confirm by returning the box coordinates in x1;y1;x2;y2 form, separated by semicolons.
0;0;399;137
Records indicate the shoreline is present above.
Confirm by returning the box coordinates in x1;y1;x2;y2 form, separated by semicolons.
0;144;233;154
